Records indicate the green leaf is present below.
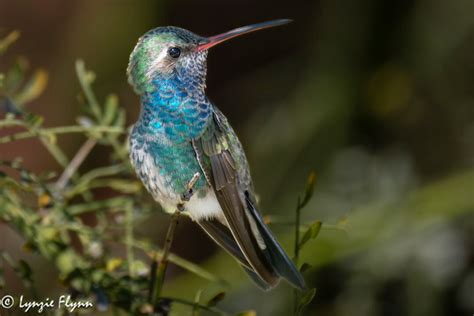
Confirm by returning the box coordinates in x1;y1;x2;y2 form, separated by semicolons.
14;69;48;105
38;226;59;241
206;292;225;307
75;60;101;120
299;288;316;309
5;57;28;94
300;171;317;208
192;289;203;316
102;94;119;125
0;31;20;55
55;250;80;276
114;108;126;127
298;220;322;249
130;260;149;276
24;112;44;127
103;179;142;193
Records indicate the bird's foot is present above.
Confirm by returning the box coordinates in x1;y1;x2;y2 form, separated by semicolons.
181;172;201;202
181;188;194;202
177;172;201;211
177;203;185;212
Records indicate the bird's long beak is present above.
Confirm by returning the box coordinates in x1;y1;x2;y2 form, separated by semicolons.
195;19;292;51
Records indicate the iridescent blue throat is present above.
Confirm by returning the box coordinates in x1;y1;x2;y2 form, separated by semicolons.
136;73;211;143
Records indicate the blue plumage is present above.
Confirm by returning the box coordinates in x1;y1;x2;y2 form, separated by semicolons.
130;73;210;198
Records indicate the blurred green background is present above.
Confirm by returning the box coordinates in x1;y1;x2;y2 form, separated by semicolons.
1;0;474;315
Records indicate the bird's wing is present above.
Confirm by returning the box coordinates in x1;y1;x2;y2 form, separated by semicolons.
192;108;305;290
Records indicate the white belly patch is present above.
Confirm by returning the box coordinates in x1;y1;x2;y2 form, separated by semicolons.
184;189;223;221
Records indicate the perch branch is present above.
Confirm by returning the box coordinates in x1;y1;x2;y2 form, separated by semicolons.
149;173;201;309
55;138;97;190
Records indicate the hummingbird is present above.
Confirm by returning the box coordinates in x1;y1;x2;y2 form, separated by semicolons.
127;19;305;290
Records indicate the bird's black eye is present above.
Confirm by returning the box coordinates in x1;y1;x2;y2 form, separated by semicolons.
168;47;181;58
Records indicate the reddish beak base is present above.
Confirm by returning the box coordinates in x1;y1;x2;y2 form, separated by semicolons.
195;19;292;51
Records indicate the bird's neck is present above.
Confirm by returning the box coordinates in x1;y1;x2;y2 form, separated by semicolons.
135;73;211;141
144;71;207;106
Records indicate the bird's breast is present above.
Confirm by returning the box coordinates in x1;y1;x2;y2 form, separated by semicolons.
130;129;211;214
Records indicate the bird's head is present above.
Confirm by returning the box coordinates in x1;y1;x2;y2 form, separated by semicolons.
127;19;291;94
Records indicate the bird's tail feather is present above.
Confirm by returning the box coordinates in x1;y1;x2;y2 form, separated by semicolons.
199;219;276;290
245;193;306;290
197;193;306;290
242;266;273;291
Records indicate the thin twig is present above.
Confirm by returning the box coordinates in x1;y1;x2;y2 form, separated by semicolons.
294;197;302;315
0;117;71;169
75;60;102;120
125;202;135;278
150;209;181;306
294;199;302;264
56;138;97;190
125;239;226;285
0;125;124;144
64;163;129;198
0;118;27;128
67;196;132;215
39;137;69;168
149;173;201;310
293;172;317;315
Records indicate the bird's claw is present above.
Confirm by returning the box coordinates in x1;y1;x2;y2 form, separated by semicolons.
177;172;200;211
181;188;194;202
